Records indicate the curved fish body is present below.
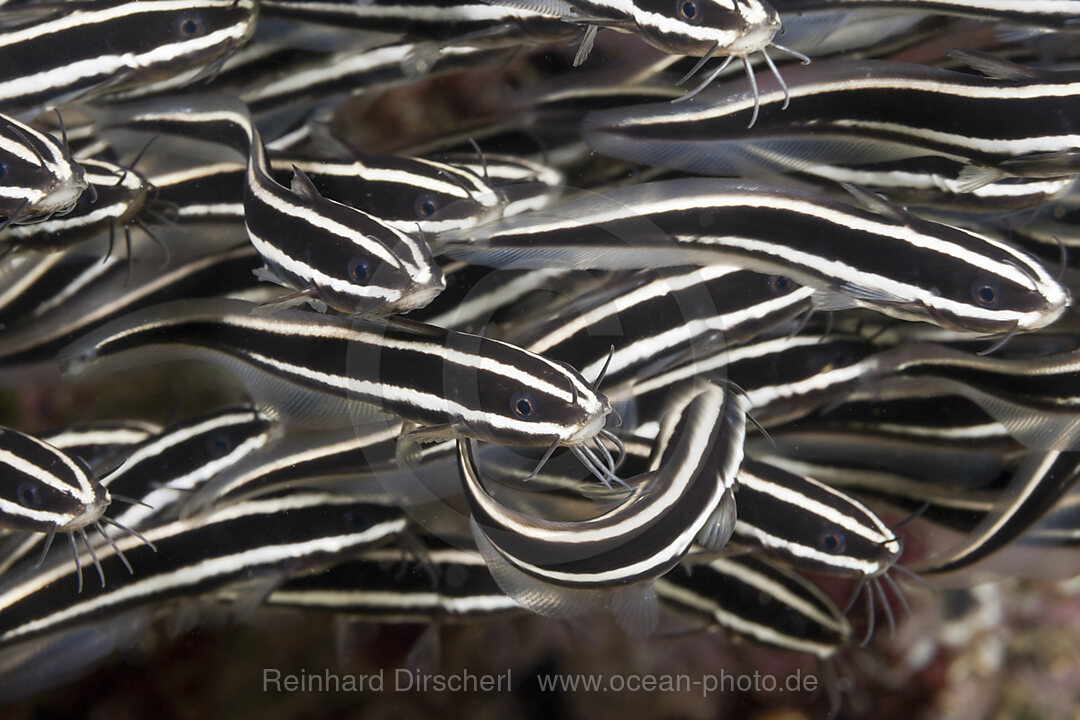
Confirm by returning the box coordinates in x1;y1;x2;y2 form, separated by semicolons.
105;97;445;315
441;178;1069;334
0;115;87;226
148;151;499;236
0;0;259;114
459;383;745;629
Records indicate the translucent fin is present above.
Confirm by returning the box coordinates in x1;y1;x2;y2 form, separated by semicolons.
609;583;659;636
956;165;1005;193
947;49;1040;81
403;623;443;675
875;376;1080;452
811;289;860;312
289;166;321;203
572;26;598;67
470;515;601;620
479;0;578;17
695;490;737;551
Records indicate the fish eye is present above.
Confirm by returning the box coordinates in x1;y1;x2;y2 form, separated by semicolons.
204;432;233;459
768;275;791;293
511;391;535;419
414;194;440;219
177;15;204;37
676;0;702;24
349;258;370;284
16;482;41;509
972;280;999;308
819;530;847;554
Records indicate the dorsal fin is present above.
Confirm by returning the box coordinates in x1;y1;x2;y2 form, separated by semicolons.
289;166;321;203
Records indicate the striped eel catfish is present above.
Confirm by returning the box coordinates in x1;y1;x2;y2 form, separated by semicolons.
612;333;882;430
502;265;815;394
0;425;142;592
0;234;262;382
0;408;278;578
0;114;87;227
484;0;804;123
731;459;909;642
39;419;163;475
0;0;259;115
237;42;508;126
657;554;851;660
259;539;524;623
1;157;150;254
182;421;466;513
58;298;619;485
0;493;407;649
770;0;1080;29
101;96;445;315
146;151;499;236
258;0;578;45
867;342;1080;451
582;54;1080;189
458;382;745;631
438;178;1069;336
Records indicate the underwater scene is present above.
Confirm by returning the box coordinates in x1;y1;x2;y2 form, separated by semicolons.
1;0;1080;718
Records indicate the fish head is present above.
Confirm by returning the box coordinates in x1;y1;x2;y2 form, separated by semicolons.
630;0;781;57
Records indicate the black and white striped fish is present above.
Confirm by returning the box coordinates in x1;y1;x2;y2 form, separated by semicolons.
502;265;814;393
261;539;523;623
59;298;617;483
459;382;745;631
102;97;445;314
0;425;141;592
770;0;1080;30
0;114;87;227
146;151;500;236
1;157;149;254
439;178;1069;335
0;493;407;649
583;54;1080;188
657;554;851;659
0;0;259;114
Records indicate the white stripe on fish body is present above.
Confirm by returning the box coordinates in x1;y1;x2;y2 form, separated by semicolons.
512;265;814;387
771;0;1080;28
0;0;258;113
0;427;107;533
59;298;611;448
585;57;1080;175
656;555;850;658
101;409;278;529
461;383;744;595
0;115;88;221
3;158;148;251
0;493;407;647
114;100;445;314
733;458;901;577
442;178;1069;333
262;542;523;621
